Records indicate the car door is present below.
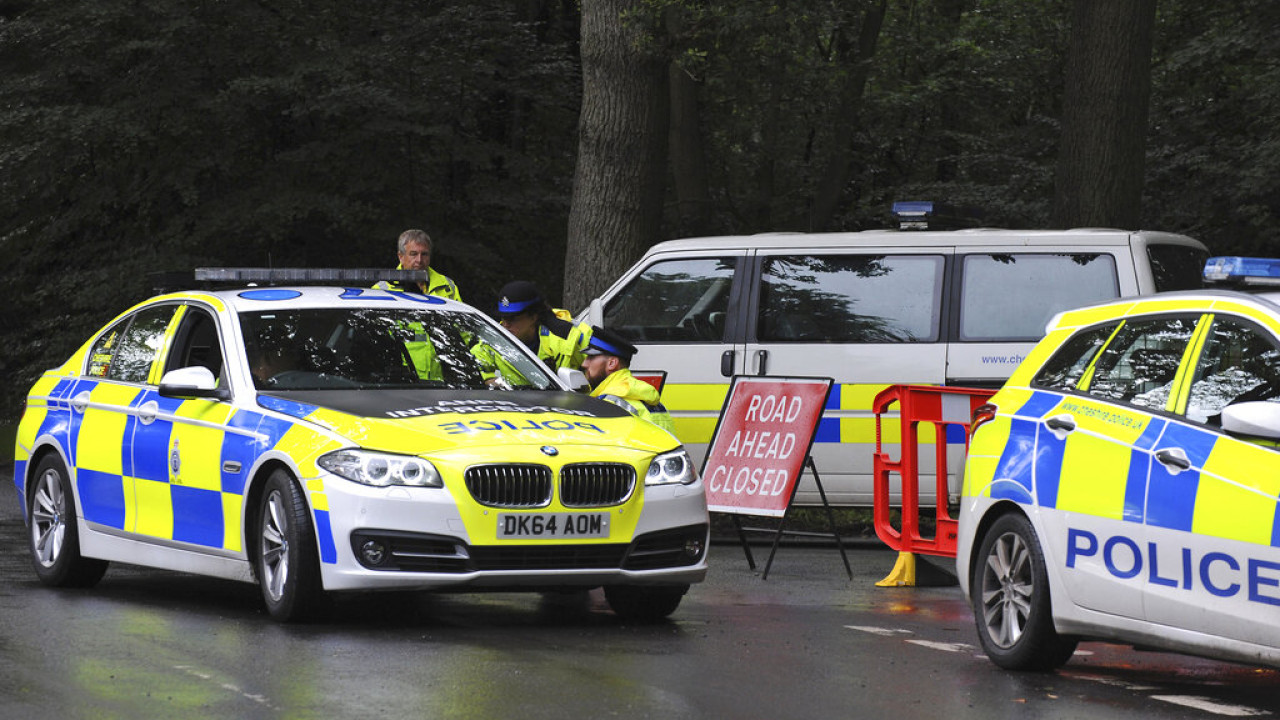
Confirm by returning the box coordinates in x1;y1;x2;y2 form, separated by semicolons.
1032;313;1200;620
1143;312;1280;649
131;303;245;550
601;251;749;464
741;249;950;506
72;303;182;534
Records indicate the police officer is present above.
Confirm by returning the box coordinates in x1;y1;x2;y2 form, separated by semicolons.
494;280;591;371
580;326;675;434
373;228;462;301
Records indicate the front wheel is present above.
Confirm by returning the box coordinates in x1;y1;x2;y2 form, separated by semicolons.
971;513;1077;671
28;455;108;587
604;584;688;622
256;470;327;622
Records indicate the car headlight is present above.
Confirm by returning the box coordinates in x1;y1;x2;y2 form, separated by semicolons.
645;448;698;486
317;449;443;488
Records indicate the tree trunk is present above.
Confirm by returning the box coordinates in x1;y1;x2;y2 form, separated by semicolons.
562;0;669;311
666;8;711;238
808;0;888;232
1051;0;1157;229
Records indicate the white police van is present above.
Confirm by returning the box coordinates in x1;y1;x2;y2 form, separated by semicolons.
580;203;1210;506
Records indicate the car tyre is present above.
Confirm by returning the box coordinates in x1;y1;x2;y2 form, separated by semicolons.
256;469;327;622
971;513;1077;671
27;455;109;588
604;584;688;622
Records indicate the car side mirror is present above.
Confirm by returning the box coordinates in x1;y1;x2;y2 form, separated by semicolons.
558;367;590;393
159;366;230;400
1221;401;1280;441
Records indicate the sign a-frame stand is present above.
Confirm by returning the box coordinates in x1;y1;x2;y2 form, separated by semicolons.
701;376;851;580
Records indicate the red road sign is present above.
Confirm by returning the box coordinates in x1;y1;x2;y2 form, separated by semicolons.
702;376;832;517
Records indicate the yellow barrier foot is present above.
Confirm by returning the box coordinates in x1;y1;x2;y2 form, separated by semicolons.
876;551;916;587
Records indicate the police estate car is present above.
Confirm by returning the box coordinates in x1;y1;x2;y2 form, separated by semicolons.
957;257;1280;670
13;271;708;622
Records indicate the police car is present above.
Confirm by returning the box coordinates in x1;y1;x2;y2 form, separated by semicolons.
13;270;708;622
957;257;1280;670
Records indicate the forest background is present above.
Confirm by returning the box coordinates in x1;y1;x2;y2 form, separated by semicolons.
2;0;1278;424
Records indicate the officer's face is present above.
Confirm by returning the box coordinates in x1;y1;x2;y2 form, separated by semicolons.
580;353;615;388
399;240;431;270
499;312;539;344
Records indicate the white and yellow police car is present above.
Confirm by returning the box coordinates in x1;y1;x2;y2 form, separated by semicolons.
958;257;1280;670
13;270;708;622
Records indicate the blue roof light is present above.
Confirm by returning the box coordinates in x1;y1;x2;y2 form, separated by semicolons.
889;201;980;231
1203;256;1280;286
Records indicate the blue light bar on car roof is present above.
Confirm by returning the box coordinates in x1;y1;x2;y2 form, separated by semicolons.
1202;257;1280;286
194;268;429;284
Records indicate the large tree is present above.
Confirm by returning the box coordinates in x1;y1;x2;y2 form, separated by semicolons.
562;0;670;310
1051;0;1157;228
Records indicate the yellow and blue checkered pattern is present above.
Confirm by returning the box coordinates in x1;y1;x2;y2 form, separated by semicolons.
19;377;341;563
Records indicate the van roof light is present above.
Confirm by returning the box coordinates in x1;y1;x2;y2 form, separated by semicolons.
890;201;980;231
1202;257;1280;287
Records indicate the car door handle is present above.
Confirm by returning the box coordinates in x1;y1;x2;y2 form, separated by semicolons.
754;349;768;376
721;350;735;377
1155;447;1192;472
1044;414;1076;439
71;391;92;414
137;400;159;425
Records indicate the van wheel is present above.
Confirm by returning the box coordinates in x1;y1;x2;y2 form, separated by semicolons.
28;455;108;587
256;469;327;622
604;584;688;622
971;513;1077;671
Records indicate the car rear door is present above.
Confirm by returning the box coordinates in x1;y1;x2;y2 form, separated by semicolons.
1032;313;1200;620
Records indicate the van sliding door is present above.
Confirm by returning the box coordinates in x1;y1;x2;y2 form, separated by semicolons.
743;250;949;506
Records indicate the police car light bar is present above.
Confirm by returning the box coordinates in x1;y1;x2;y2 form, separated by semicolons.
1202;257;1280;287
194;268;430;284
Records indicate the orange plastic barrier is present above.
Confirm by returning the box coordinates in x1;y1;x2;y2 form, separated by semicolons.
872;384;996;558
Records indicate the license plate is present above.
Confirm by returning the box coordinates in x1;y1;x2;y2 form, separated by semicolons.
497;512;609;539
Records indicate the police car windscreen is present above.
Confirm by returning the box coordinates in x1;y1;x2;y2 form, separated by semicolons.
239;308;557;391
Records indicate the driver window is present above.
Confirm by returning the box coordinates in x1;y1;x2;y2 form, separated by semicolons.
1185;318;1280;425
165;307;225;382
603;257;738;342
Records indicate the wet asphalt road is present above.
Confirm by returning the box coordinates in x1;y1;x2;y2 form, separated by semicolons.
2;483;1278;720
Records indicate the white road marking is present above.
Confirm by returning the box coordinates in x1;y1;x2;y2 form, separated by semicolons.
843;625;914;636
1151;695;1268;717
847;631;1269;717
174;665;275;709
905;639;977;653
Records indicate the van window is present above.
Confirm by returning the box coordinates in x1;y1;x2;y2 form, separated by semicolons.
603;257;738;342
1148;244;1208;291
960;254;1118;342
757;254;943;342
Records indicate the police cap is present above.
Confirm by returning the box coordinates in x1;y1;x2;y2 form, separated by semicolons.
497;280;543;316
584;326;637;361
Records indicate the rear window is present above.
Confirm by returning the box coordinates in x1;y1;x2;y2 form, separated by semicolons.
959;253;1118;342
1148;244;1208;291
